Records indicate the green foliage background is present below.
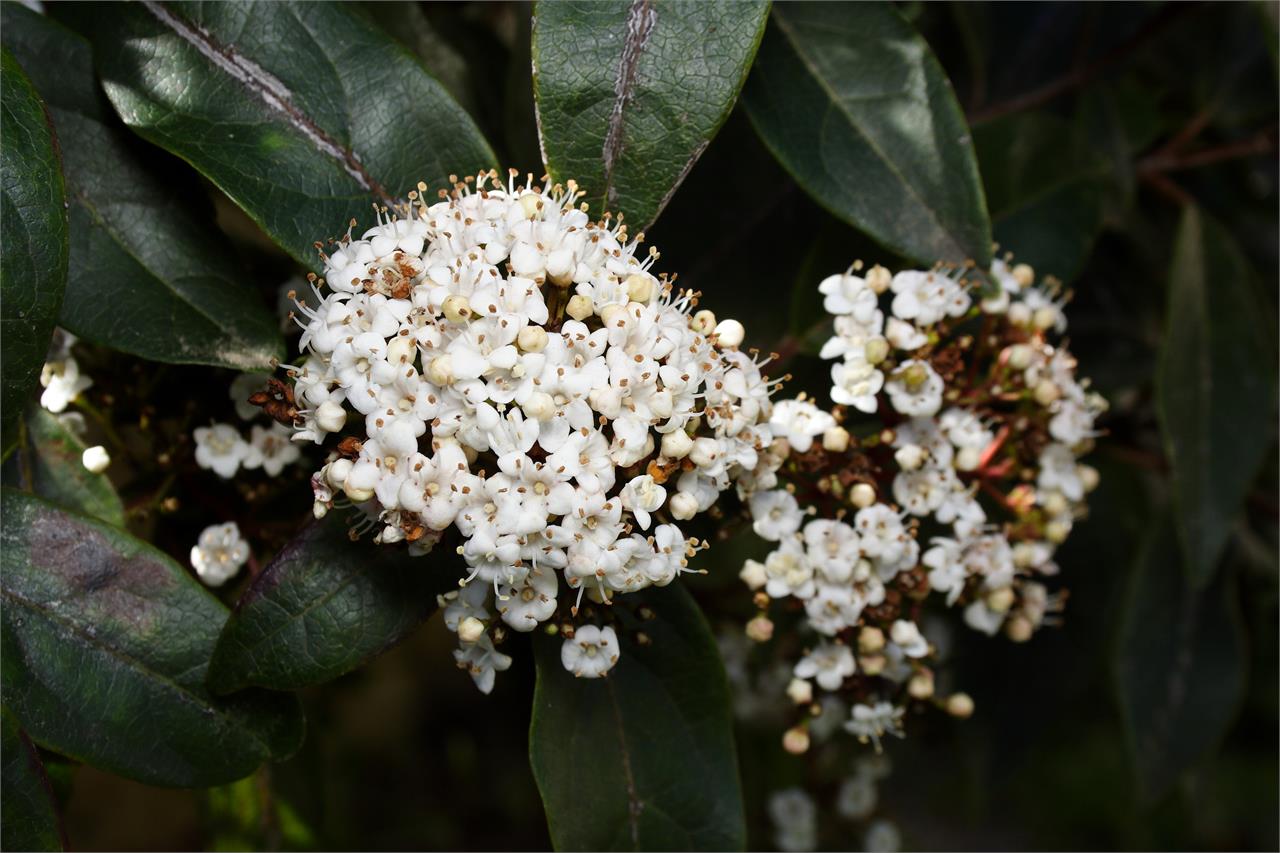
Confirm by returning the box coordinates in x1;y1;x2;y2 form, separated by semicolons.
0;1;1275;850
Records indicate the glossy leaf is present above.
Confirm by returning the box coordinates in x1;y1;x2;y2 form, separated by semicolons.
1;707;65;852
1;5;283;371
0;489;304;788
1115;513;1246;803
208;517;454;694
0;51;67;457
1156;208;1278;588
23;407;125;527
76;0;496;265
743;1;992;267
532;0;770;231
974;112;1110;281
529;584;745;851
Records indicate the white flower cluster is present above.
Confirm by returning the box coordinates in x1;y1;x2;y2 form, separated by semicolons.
740;257;1102;748
287;170;775;691
194;420;300;479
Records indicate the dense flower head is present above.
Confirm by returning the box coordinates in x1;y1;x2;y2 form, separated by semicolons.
282;170;776;691
738;256;1103;749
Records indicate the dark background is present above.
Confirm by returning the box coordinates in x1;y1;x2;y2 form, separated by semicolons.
43;1;1277;850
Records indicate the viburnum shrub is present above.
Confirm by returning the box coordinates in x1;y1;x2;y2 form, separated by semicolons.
2;2;1275;852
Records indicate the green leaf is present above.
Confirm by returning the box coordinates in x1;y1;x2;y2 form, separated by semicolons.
1;707;65;852
72;0;497;265
23;407;124;527
973;111;1110;281
1115;513;1246;803
208;517;453;694
1;5;283;371
0;50;68;458
529;584;745;851
1155;207;1278;588
203;769;317;851
1;489;304;788
742;1;992;267
533;0;770;231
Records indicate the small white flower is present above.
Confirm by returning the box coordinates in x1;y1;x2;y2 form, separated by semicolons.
865;819;902;853
561;624;619;678
194;423;250;479
768;788;817;853
619;474;666;531
836;774;878;820
39;356;92;413
818;272;879;323
889;619;929;658
1037;442;1084;501
242;423;301;476
453;635;512;694
496;569;557;632
890;269;971;326
190;522;250;587
794;641;856;691
830;357;883;413
885;360;944;417
844;701;905;750
769;398;835;454
750;489;804;542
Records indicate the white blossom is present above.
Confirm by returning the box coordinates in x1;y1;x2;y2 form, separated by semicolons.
194;423;250;479
561;624;619;678
39;356;92;413
190;522;250;587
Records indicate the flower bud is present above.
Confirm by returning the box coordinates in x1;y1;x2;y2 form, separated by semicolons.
850;483;877;509
1033;306;1058;331
599;302;626;326
1033;380;1060;406
1006;615;1034;643
317;400;347;433
713;319;745;348
822;426;850;453
740;559;767;590
908;669;935;700
745;614;774;642
986;586;1015;614
1008;302;1032;327
326;458;354;489
626;273;654;303
519;191;542;219
946;692;975;719
691;309;716;335
427;354;455;386
787;678;813;705
955;446;982;472
1045;519;1071;544
649;389;674;419
864;336;890;365
669;491;699;520
689;437;719;469
1078;464;1100;493
894;444;925;471
442;293;472;323
1006;344;1033;370
1041;490;1069;518
860;653;886;676
866;264;891;294
458;615;486;644
81;445;110;474
313;500;330;519
1012;263;1035;287
517;325;548;352
566;294;594;321
387;335;416;367
858;625;885;653
782;726;810;755
900;362;929;392
523;391;556;422
661;429;694;460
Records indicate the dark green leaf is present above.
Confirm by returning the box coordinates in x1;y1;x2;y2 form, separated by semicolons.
1;707;65;852
973;111;1110;281
1155;207;1278;588
23;407;124;527
529;584;745;851
0;51;67;457
1115;513;1247;803
1;5;283;371
0;489;304;787
532;0;770;230
72;0;496;265
742;2;992;266
208;517;454;694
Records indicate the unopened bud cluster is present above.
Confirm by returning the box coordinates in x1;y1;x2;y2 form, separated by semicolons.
738;257;1103;749
283;170;776;691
